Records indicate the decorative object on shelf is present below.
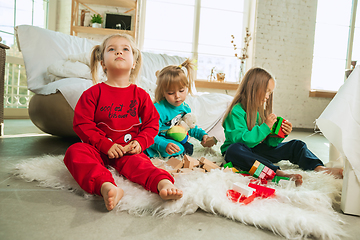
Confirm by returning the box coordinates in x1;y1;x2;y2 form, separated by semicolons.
217;72;225;82
208;67;216;81
231;28;252;82
90;14;103;28
80;9;90;26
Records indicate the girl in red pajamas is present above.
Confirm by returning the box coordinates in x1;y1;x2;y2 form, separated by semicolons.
64;34;183;211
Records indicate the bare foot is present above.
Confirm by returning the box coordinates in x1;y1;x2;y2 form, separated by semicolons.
157;179;183;200
276;170;303;186
100;182;124;211
315;166;343;179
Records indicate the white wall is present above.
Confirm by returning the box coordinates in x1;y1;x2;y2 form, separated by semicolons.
55;0;331;129
252;0;331;128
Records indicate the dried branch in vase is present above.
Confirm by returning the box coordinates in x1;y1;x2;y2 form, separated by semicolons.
231;28;252;81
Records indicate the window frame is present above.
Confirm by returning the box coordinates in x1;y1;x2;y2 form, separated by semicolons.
310;0;358;98
138;0;253;87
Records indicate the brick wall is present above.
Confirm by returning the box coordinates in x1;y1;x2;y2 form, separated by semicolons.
253;0;331;129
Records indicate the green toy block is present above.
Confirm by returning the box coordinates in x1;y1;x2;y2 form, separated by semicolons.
223;162;234;168
238;171;250;175
271;117;284;135
253;163;265;178
272;176;290;184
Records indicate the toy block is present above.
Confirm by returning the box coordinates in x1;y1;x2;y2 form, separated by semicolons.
272;175;290;184
226;189;256;204
172;172;180;178
232;182;255;197
156;163;166;170
193;167;206;173
183;155;200;169
253;163;265;178
255;165;276;180
199;157;220;172
178;168;193;174
270;116;286;138
249;160;261;175
202;136;218;147
223;162;233;168
166;168;179;175
223;167;233;173
151;158;163;166
248;183;275;198
166;157;183;169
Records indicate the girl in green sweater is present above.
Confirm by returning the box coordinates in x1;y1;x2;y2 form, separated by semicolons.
221;67;343;186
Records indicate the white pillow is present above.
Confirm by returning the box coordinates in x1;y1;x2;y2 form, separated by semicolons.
16;25;99;94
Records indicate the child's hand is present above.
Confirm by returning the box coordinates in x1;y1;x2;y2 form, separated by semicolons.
281;120;293;135
201;135;217;148
265;113;277;129
108;143;126;159
166;143;180;155
126;140;142;155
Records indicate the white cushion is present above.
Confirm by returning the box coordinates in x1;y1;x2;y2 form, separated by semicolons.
16;25;99;94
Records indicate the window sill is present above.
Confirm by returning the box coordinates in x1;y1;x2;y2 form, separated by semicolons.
195;79;239;90
309;90;337;98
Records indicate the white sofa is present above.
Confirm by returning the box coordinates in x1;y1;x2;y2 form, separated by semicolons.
16;25;233;140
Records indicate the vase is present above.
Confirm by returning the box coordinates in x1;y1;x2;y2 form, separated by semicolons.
91;23;102;28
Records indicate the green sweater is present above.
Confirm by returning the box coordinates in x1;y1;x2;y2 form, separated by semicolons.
220;103;285;154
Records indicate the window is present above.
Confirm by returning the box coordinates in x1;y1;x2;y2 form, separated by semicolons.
0;0;50;110
143;0;248;82
1;0;49;56
311;0;359;91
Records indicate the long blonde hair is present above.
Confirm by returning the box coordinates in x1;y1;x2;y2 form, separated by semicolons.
90;34;142;85
154;58;195;103
223;67;274;130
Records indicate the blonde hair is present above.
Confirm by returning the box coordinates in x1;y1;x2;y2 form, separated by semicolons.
90;34;142;85
223;67;274;130
154;58;195;103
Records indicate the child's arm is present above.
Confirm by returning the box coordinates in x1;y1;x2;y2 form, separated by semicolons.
223;104;271;148
134;89;161;151
264;119;292;147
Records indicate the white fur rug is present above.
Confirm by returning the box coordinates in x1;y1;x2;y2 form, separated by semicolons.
12;141;346;240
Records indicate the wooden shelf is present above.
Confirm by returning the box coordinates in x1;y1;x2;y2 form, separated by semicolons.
195;79;239;90
76;0;136;8
71;0;137;38
309;90;337;98
72;26;135;37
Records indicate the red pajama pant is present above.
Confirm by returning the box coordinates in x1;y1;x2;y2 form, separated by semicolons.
63;142;174;196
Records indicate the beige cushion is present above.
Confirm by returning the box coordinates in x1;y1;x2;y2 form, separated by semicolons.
28;93;77;137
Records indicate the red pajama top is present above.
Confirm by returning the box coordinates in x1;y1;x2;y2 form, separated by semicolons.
73;83;159;154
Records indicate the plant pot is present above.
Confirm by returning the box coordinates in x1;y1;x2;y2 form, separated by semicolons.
91;23;102;28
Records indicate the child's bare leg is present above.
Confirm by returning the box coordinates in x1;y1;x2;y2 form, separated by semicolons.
157;179;183;200
314;166;343;179
276;169;303;186
100;182;124;211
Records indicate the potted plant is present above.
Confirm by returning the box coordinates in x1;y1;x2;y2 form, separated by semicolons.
90;14;103;28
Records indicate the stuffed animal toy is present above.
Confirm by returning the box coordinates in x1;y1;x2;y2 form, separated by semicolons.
166;113;197;143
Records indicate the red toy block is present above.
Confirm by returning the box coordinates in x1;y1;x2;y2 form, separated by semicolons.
226;189;256;205
248;183;275;198
227;183;276;204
